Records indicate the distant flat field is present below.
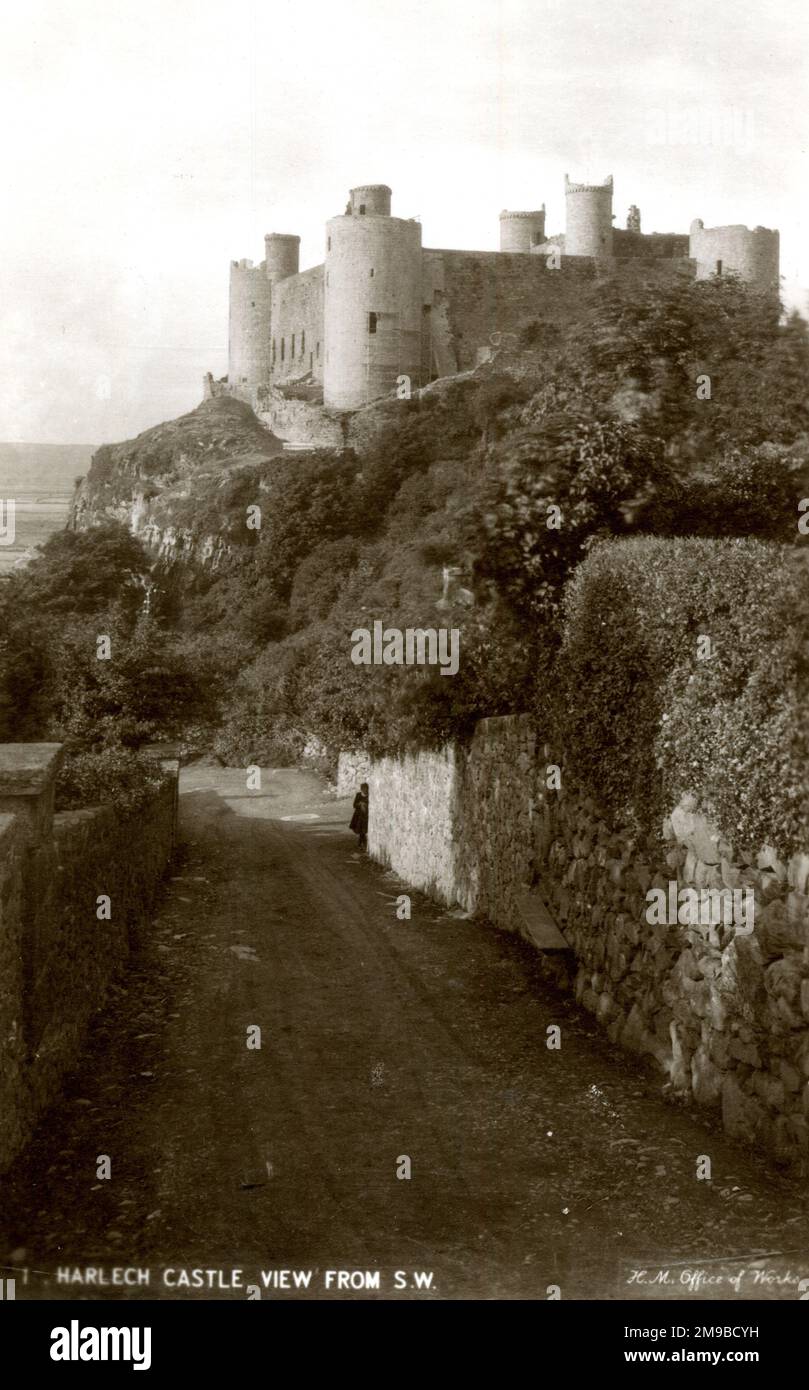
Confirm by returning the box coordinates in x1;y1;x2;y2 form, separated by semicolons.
0;492;74;575
0;440;94;577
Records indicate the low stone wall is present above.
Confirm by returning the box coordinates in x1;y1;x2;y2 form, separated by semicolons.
0;746;178;1173
547;789;809;1169
360;715;809;1168
369;744;457;898
0;812;29;1165
258;390;344;449
368;716;538;915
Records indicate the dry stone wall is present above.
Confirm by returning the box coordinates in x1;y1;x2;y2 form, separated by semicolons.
362;714;809;1169
0;745;178;1174
0;812;28;1165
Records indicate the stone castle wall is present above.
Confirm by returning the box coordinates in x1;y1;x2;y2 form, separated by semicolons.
434;250;597;371
222;177;778;411
689;220;780;289
364;715;809;1169
612;229;689;259
258;389;344;448
0;745;178;1174
271;265;325;387
222;236;699;412
432;252;693;373
216;247;696;453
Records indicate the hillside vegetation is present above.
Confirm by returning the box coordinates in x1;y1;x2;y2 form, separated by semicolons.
2;272;809;819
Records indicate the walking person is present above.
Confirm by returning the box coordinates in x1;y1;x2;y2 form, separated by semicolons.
350;781;369;851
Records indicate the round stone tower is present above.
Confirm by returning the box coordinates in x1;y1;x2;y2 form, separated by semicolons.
499;208;546;252
347;185;392;217
324;186;422;410
228;258;272;391
564;174;614;258
264;233;300;287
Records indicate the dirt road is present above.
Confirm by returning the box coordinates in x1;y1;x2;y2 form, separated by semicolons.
2;765;809;1301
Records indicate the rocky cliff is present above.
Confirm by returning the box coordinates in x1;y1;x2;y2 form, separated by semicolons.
69;397;287;574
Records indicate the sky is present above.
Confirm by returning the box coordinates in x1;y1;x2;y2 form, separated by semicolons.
1;0;807;444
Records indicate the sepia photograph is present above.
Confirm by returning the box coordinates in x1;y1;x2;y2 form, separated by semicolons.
1;0;809;1360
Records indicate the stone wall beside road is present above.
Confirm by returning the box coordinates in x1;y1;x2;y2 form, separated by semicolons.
362;715;809;1170
0;745;178;1174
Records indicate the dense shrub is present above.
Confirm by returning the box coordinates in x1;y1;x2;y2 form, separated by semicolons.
251;452;365;598
554;536;809;856
578;275;809;455
210;641;309;765
288;538;360;627
44;614;203;748
4;522;149;618
638;443;809;541
56;747;169;815
474;410;669;626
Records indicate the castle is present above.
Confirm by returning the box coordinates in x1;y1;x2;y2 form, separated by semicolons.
208;174;779;427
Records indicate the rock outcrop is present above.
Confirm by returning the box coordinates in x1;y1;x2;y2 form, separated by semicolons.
69;396;285;574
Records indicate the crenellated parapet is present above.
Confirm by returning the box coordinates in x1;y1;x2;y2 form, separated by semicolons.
221;171;782;416
499;208;547;252
564;173;614;258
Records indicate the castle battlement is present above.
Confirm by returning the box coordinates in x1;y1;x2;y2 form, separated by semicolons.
220;173;780;415
564;174;613;193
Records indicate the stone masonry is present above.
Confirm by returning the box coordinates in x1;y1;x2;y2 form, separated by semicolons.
0;745;178;1174
363;714;809;1171
215;173;779;423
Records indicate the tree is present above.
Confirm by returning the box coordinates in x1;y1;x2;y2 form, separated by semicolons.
473;407;669;626
5;522;150;617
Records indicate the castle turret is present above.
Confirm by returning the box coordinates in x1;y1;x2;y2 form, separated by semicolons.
323;185;422;410
348;185;392;217
564;174;613;258
264;233;300;287
228;258;272;392
499;208;546;252
689;219;779;290
626;204;641;233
